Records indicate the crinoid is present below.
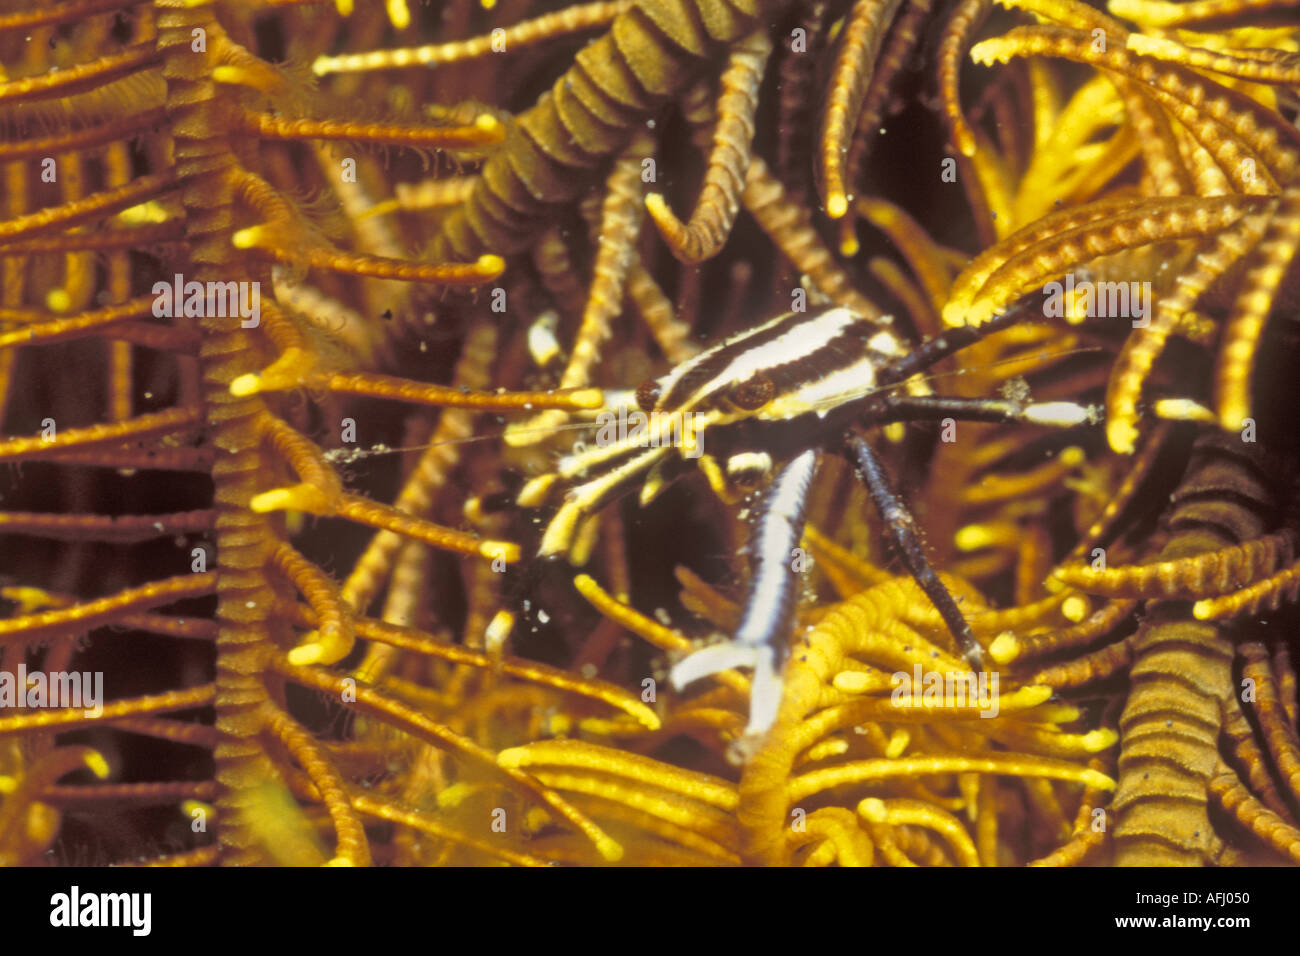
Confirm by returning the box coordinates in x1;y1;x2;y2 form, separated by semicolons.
0;0;1297;868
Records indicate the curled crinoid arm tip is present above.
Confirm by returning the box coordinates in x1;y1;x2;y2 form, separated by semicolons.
669;639;783;743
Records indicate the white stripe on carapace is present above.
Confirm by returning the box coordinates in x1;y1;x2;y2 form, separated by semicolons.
652;311;798;409
692;308;863;409
656;307;869;412
759;352;882;420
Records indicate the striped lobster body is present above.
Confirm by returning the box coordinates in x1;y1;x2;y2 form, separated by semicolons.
645;306;901;419
517;300;1098;750
526;306;904;558
522;306;907;744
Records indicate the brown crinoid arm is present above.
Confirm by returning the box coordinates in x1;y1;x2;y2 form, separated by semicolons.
428;0;795;265
1105;433;1287;864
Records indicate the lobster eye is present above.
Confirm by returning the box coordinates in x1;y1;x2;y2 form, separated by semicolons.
731;374;775;411
635;379;661;412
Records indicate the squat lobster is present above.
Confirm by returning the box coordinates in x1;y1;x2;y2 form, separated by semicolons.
518;302;1099;750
